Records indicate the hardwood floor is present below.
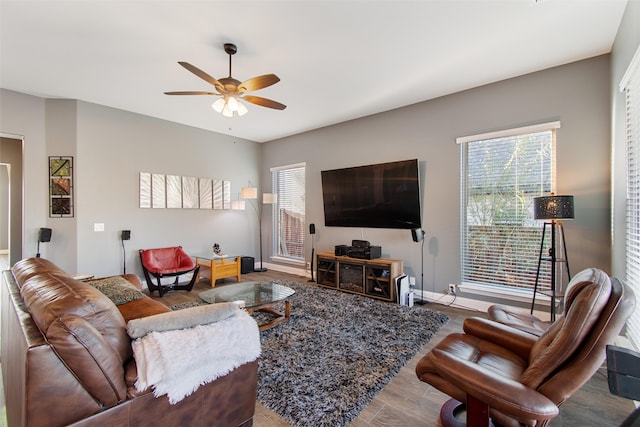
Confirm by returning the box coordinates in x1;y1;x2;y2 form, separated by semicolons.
150;269;635;427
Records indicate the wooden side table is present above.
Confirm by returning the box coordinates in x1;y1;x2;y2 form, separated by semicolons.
194;255;241;287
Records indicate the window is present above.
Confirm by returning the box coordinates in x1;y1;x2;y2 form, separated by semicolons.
623;47;640;349
459;122;560;291
271;163;306;261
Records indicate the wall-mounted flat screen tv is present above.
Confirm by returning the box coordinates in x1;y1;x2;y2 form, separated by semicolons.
321;159;422;229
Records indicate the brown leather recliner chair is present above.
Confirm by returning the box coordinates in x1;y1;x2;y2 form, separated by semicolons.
139;246;199;297
487;271;585;337
416;268;635;427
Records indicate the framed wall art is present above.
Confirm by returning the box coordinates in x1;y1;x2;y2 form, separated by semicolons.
49;156;74;217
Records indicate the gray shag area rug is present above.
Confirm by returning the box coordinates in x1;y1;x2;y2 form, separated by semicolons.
171;279;449;427
256;279;448;427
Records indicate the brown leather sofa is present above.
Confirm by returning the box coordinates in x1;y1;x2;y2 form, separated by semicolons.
1;257;258;427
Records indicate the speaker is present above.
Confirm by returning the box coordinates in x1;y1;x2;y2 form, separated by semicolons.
309;223;315;234
607;345;640;400
121;230;131;240
39;228;52;243
411;228;424;242
241;256;255;274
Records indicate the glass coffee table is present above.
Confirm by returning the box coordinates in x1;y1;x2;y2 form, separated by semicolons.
199;281;295;331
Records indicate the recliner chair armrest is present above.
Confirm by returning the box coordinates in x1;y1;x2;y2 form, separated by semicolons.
430;348;559;421
463;317;537;360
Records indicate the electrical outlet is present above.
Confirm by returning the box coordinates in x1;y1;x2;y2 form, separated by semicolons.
448;284;457;295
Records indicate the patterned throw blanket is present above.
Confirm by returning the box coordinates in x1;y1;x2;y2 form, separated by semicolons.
132;310;260;403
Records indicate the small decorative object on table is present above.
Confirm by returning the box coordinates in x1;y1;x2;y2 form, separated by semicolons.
213;243;223;256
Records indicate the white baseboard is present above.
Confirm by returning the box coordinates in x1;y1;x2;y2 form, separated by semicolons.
416;289;551;320
258;261;310;278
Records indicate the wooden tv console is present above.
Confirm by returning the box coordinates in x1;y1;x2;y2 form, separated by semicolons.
316;251;403;302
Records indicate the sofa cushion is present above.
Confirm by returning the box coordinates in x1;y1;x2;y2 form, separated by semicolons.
127;302;239;339
19;272;132;363
88;276;144;305
47;314;127;407
11;257;68;288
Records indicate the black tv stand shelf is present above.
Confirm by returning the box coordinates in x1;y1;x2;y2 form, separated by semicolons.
316;251;403;302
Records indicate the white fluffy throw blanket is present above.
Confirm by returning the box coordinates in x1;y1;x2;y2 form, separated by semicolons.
132;310;261;404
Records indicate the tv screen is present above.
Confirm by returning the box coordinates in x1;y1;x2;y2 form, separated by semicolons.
321;159;422;229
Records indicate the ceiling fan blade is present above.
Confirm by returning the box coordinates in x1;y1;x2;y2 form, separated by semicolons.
164;91;219;95
177;62;224;91
242;95;287;110
239;74;281;93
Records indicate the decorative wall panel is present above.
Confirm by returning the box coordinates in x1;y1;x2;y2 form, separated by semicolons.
140;172;231;210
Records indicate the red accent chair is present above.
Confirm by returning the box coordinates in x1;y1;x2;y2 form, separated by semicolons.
139;246;199;297
416;268;635;427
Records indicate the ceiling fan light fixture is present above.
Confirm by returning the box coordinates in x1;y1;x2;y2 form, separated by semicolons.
212;98;225;113
237;101;248;116
222;103;234;117
227;96;239;111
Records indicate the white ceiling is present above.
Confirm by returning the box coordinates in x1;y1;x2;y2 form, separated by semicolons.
0;0;629;143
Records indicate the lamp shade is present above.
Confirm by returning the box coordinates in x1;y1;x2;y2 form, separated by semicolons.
263;193;278;204
533;195;575;220
241;187;258;199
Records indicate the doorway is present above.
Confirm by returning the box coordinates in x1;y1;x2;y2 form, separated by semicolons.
0;135;24;267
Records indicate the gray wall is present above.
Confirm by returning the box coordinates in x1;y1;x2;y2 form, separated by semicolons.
73;101;262;278
264;55;612;295
612;0;640;280
45;100;79;268
0;89;264;277
0;90;47;265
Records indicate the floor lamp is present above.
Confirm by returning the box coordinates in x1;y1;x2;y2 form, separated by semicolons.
531;194;574;321
242;186;277;273
412;227;427;305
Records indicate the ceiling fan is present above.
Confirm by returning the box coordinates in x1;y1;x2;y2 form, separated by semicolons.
164;43;286;117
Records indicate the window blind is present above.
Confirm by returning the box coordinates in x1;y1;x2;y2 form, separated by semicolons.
624;47;640;349
271;163;306;260
460;125;557;291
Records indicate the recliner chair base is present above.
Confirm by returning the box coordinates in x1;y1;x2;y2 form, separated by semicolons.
440;398;496;427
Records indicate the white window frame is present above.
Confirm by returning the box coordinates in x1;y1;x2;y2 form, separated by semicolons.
623;46;640;350
458;121;561;295
270;162;306;264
